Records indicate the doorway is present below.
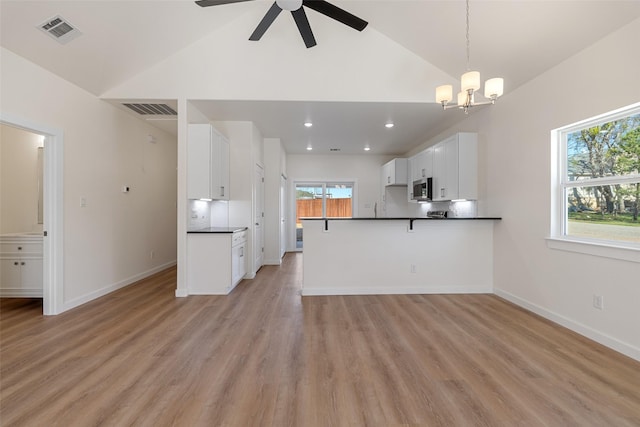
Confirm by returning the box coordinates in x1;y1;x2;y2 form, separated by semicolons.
254;164;265;271
0;114;64;315
294;182;354;250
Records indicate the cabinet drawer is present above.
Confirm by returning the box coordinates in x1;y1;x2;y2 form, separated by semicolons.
0;242;43;255
232;231;247;246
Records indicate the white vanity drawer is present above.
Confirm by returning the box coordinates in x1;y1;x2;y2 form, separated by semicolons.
0;242;43;255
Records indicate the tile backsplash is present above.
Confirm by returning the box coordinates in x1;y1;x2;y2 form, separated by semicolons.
188;199;230;230
188;200;210;230
416;200;478;218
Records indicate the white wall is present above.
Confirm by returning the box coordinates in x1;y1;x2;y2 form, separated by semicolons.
407;18;640;360
0;124;43;234
1;47;178;311
264;138;286;264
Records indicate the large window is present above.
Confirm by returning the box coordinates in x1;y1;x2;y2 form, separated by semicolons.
295;182;354;249
552;103;640;250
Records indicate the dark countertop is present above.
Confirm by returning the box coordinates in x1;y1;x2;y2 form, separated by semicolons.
188;226;248;234
300;217;502;221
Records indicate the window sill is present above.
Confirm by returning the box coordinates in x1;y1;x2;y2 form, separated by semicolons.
546;237;640;263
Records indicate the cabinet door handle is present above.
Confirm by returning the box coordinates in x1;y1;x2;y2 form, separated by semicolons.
21;262;26;266
387;176;390;184
240;247;244;257
441;188;445;197
14;262;19;266
422;169;425;177
220;186;225;197
17;246;22;250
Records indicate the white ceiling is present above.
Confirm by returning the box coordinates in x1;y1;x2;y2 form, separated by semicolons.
3;0;640;154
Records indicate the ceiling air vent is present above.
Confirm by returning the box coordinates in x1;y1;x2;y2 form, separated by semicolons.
123;103;178;116
38;15;82;44
329;148;341;152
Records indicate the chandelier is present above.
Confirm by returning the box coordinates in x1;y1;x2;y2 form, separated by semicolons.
435;0;504;113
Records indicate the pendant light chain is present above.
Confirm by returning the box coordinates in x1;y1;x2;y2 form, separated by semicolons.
466;0;471;71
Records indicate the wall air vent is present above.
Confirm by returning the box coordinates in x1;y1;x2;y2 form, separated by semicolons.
329;148;341;152
38;15;82;44
122;103;178;116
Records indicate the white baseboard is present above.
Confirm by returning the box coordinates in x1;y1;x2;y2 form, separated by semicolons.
263;258;282;265
63;260;176;312
175;288;189;297
494;288;640;362
0;288;43;298
302;285;492;296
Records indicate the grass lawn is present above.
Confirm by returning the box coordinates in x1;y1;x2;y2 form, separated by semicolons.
568;212;640;227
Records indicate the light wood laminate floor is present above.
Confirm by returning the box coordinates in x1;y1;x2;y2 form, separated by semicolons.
1;253;639;426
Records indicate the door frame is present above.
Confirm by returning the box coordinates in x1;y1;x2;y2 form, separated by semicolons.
292;180;357;251
1;113;64;315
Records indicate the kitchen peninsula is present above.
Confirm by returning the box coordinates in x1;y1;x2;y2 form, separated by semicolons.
301;217;500;296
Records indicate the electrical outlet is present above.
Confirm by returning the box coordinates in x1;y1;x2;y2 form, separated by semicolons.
593;295;604;310
410;264;417;274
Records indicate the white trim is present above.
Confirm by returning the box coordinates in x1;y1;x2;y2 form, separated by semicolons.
550;102;640;259
302;285;492;296
0;113;64;315
64;261;176;312
495;288;640;362
0;288;43;298
546;237;640;263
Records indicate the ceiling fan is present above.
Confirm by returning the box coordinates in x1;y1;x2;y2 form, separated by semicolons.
195;0;368;48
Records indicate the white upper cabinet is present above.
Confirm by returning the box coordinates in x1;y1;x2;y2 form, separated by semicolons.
187;124;230;200
412;148;433;181
382;158;408;186
432;132;478;201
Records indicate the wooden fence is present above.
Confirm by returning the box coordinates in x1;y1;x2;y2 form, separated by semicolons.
296;199;352;225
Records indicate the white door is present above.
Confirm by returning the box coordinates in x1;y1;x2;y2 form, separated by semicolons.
280;175;287;259
254;164;264;271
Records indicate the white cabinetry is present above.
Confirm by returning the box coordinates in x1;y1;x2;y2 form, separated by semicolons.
408;149;433;200
187;124;230;200
187;230;247;295
0;235;43;297
382;158;408;186
432;133;477;201
231;231;247;286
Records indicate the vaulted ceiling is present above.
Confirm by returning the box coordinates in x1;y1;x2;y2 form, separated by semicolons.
2;1;640;154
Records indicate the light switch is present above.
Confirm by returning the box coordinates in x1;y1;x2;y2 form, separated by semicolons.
80;197;87;207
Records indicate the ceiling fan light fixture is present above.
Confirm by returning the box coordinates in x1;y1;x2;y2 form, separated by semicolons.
276;0;302;11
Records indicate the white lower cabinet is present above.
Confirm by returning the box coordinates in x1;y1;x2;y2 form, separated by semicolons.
0;235;43;297
187;230;247;295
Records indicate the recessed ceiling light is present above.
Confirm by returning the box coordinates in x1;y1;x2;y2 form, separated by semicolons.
364;145;371;151
306;144;313;151
385;122;394;129
304;121;313;128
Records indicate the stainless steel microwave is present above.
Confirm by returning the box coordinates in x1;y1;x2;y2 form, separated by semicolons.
412;178;433;202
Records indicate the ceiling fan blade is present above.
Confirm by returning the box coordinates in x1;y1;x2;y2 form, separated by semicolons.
249;2;283;41
303;0;367;31
291;8;317;48
196;0;254;7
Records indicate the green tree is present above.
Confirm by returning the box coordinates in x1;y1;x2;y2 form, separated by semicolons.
610;127;640;220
